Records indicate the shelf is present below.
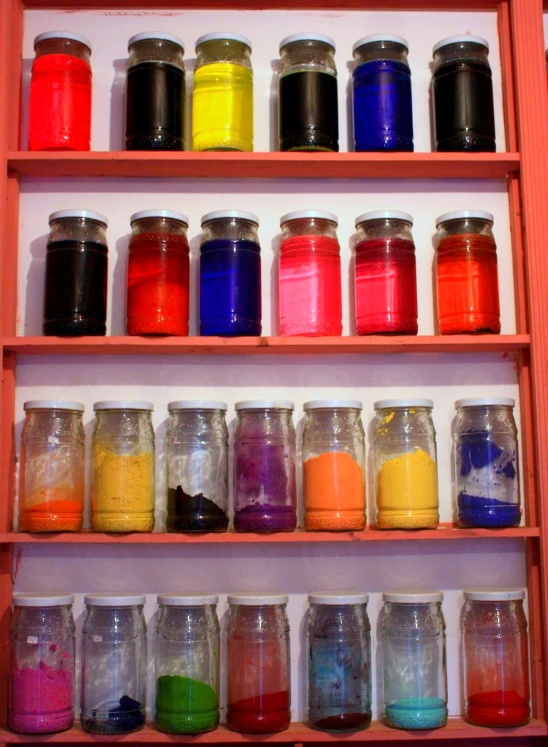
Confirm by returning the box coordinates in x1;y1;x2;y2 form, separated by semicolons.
7;152;520;180
20;0;505;9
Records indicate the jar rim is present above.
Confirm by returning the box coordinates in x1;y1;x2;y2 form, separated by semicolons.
128;31;184;51
304;399;363;411
195;32;252;51
24;399;84;412
85;593;146;607
13;592;74;607
455;396;515;409
309;591;369;605
34;30;92;51
201;209;259;226
168;400;228;411
93;400;154;411
383;590;443;603
355;210;413;227
374;398;433;410
436;209;494;227
464;588;525;601
235;400;294;411
49;209;108;227
280;209;338;226
279;33;336;53
228;592;288;606
353;34;408;54
432;34;489;55
130;209;189;226
158;593;219;606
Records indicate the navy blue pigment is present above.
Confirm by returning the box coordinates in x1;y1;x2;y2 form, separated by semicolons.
458;494;520;529
199;239;262;336
353;60;413;152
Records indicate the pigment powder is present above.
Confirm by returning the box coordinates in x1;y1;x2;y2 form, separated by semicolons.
227;691;290;733
304;451;365;531
9;662;73;734
156;675;218;734
312;713;371;732
385;696;447;730
467;690;529;727
19;486;83;532
167;486;228;532
82;695;145;735
377;448;439;529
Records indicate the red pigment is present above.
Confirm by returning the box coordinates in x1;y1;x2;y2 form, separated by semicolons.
467;690;530;727
227;690;290;733
9;662;73;734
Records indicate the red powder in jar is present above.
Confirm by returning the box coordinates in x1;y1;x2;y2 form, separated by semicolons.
467;690;530;727
227;690;290;733
9;662;73;734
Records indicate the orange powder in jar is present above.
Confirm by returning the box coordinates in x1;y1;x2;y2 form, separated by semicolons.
19;486;84;532
304;451;365;531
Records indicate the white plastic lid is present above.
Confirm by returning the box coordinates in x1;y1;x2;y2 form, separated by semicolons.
355;210;413;227
280;210;338;226
196;32;252;51
201;209;259;226
13;593;74;607
309;591;369;605
24;400;84;412
436;209;494;227
34;30;92;51
168;400;227;411
130;209;188;226
128;32;184;50
228;592;288;606
383;590;443;603
304;399;363;411
49;209;108;227
464;588;525;602
93;400;154;411
433;35;489;55
235;400;294;411
353;34;408;54
85;593;146;607
456;397;515;409
158;593;219;606
280;33;335;53
374;398;433;410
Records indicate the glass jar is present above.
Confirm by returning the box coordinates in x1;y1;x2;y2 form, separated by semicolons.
29;31;92;151
233;401;296;532
9;593;75;734
81;594;147;734
435;210;500;335
91;401;155;532
455;397;520;528
155;594;220;734
192;33;253;152
381;591;447;730
127;210;190;336
279;211;342;336
166;401;229;532
352;36;413;152
374;399;439;529
125;33;185;151
307;592;371;733
19;400;85;532
226;593;291;733
354;211;418;335
200;210;261;336
462;589;530;727
44;210;108;336
278;34;338;152
432;35;496;152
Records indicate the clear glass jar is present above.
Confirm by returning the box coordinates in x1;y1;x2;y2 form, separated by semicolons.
455;397;520;528
233;401;296;532
435;210;500;335
200;211;261;336
29;31;92;151
44;210;108;336
374;399;439;529
9;593;75;734
193;33;253;152
302;400;365;531
354;211;417;335
166;401;229;532
307;592;371;733
127;210;190;336
91;401;155;532
279;211;342;336
462;589;530;727
226;593;291;733
81;594;147;734
381;591;447;730
155;594;220;734
19;400;85;532
279;34;338;152
126;33;185;151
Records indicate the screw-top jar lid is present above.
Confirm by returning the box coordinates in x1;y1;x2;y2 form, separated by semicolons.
456;396;515;409
201;209;259;226
168;400;227;411
309;591;369;605
304;399;363;410
235;400;294;411
93;400;154;411
34;30;92;51
158;593;219;606
374;398;433;410
433;35;489;55
130;209;189;226
49;209;108;227
353;34;409;55
24;400;84;412
228;592;288;606
13;592;74;607
355;210;413;227
464;588;525;601
279;33;336;53
85;593;146;607
436;209;494;227
128;32;184;50
196;32;252;51
280;210;338;226
383;590;443;603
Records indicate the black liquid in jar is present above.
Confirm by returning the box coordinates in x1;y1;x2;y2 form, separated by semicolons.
43;239;108;336
279;70;339;152
125;61;184;151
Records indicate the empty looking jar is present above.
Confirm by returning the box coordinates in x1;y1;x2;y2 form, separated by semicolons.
200;210;262;336
126;209;190;336
307;592;372;733
9;593;75;734
279;210;342;336
303;400;366;531
91;401;155;532
435;210;500;335
227;593;291;733
381;590;448;730
193;33;253;151
29;31;92;151
44;210;108;336
233;401;297;532
19;400;85;532
155;594;220;735
81;594;146;734
125;32;185;151
462;589;530;727
278;33;338;152
166;401;229;532
374;399;439;529
354;211;418;335
455;397;520;528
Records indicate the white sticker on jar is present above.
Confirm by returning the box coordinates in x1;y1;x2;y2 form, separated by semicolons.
92;635;102;643
27;636;38;644
47;436;59;445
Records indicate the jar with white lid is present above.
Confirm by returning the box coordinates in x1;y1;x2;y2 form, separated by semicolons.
81;593;147;734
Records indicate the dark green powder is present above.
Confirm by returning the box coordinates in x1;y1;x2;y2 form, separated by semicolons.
155;675;219;734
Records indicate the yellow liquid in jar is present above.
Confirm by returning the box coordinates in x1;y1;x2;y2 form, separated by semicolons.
192;62;253;151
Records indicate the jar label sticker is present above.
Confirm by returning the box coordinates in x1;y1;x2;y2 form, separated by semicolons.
47;436;59;445
92;635;102;642
27;636;38;644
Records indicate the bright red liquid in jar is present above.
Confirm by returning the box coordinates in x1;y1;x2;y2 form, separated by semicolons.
29;53;92;151
354;237;418;335
467;691;530;727
435;233;500;334
279;235;342;336
126;232;190;336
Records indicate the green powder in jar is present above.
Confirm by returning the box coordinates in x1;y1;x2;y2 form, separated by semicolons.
155;675;218;734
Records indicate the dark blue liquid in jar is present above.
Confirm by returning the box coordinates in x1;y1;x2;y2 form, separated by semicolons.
199;239;261;336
